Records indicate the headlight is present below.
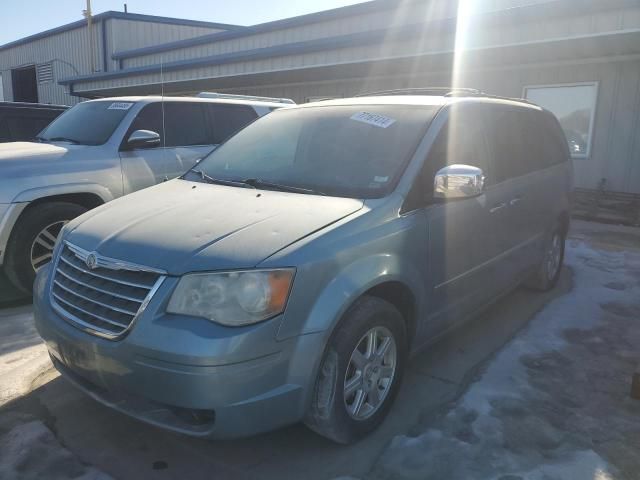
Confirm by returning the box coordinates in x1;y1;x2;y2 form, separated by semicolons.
167;269;295;326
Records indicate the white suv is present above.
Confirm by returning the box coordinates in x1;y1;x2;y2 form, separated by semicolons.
0;93;293;292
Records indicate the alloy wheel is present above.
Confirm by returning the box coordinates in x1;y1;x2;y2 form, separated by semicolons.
343;326;397;420
30;221;67;272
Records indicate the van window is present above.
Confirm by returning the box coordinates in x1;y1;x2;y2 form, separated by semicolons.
193;104;437;199
486;108;568;182
405;108;491;209
518;110;549;173
208;104;258;143
538;112;570;166
485;108;530;183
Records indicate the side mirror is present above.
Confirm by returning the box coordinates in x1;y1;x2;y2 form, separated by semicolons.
434;164;485;200
127;130;161;149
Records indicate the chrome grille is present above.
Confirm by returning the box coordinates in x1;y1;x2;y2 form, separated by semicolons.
50;242;165;339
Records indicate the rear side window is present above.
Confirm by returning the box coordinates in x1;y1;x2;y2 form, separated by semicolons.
208;104;258;143
485;107;569;184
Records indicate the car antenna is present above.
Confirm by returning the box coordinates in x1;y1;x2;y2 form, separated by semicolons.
160;56;168;182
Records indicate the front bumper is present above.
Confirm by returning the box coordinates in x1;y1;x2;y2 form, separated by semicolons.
33;265;325;438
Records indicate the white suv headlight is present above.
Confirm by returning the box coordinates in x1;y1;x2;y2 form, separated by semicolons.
167;269;295;326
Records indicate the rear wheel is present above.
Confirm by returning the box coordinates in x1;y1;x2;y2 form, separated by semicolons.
305;296;407;444
4;202;87;293
524;224;565;291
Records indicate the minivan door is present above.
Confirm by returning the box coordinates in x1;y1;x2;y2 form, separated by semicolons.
120;102;215;194
420;108;510;337
483;107;548;280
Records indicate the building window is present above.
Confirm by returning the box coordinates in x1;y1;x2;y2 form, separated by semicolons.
524;83;598;158
0;73;4;101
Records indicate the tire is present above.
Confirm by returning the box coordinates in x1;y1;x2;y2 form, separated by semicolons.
305;296;407;444
524;223;566;291
4;202;87;293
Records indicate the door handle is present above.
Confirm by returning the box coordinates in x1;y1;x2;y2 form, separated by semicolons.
509;197;522;206
489;202;507;214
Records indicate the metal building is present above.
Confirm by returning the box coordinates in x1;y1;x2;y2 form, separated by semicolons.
0;11;239;105
2;0;640;205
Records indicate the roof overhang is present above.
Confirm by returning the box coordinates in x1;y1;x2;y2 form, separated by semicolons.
69;29;640;98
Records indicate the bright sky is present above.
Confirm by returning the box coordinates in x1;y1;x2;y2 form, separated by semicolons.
0;0;366;46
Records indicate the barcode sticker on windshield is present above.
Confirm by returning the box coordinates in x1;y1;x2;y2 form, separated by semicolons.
350;111;396;129
108;102;134;110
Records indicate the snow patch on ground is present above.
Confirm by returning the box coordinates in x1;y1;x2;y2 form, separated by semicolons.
0;415;112;480
372;239;640;480
0;306;55;407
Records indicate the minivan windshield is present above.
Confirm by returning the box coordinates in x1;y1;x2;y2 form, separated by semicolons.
38;100;134;145
189;105;437;198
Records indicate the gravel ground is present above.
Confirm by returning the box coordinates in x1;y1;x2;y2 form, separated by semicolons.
370;232;640;480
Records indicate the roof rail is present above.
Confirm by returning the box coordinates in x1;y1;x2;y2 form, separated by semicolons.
355;87;486;98
196;92;295;104
354;87;537;106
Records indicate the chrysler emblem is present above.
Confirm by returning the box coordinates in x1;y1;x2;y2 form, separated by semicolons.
85;253;98;270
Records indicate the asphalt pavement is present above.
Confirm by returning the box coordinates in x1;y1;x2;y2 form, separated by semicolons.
0;269;29;308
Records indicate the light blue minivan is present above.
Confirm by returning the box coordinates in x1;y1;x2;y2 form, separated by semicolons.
34;90;572;443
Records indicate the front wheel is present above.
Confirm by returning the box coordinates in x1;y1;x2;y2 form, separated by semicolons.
305;296;407;444
4;202;87;293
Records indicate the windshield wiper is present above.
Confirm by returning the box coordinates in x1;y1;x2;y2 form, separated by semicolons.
187;171;325;195
190;169;255;189
45;136;80;144
241;178;326;196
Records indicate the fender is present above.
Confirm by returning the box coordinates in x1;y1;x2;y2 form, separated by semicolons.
11;182;116;204
0;183;116;265
279;253;426;342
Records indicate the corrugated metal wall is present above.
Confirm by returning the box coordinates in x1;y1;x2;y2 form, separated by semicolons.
0;17;225;105
0;25;100;105
123;1;457;69
107;19;226;71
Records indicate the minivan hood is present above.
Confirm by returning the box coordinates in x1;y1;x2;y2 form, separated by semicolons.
67;179;364;274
